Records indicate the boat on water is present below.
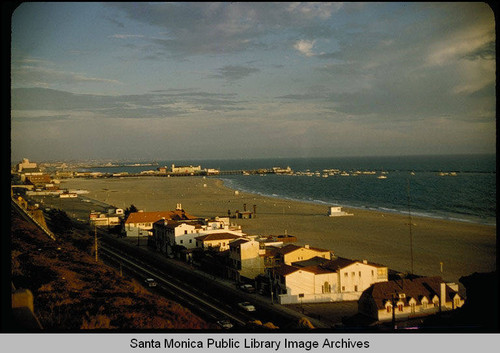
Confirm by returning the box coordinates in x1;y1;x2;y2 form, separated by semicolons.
377;175;387;179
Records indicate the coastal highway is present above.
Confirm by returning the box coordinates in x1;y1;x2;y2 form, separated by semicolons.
97;240;250;328
25;194;315;329
95;232;299;329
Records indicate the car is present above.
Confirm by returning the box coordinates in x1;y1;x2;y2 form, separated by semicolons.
238;301;256;312
144;278;157;287
239;284;256;293
216;319;234;329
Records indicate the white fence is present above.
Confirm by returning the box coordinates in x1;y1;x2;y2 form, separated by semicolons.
279;291;362;304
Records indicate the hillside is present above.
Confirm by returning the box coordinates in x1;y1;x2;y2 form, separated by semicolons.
10;208;212;330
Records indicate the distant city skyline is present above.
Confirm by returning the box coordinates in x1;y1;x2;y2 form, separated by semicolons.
11;2;496;162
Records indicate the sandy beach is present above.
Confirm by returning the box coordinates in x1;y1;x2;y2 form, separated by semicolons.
60;176;496;284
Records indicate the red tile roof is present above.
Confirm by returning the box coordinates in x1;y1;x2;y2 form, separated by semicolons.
195;233;242;242
365;276;458;310
125;210;197;224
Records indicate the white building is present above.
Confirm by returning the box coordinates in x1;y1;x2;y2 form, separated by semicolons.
171;164;202;174
152;218;244;253
273;257;388;304
328;206;354;217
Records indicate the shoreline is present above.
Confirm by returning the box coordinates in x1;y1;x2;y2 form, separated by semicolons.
218;176;496;227
59;176;496;284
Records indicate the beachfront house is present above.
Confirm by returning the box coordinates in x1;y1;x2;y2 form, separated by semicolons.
272;257;388;304
358;276;465;322
195;232;242;252
228;238;266;282
89;209;124;228
151;217;245;255
124;208;198;237
275;244;332;266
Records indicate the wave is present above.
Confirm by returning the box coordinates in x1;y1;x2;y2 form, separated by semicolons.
218;177;496;226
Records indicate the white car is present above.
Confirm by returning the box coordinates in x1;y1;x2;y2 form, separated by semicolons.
216;319;234;329
145;278;157;287
238;301;256;312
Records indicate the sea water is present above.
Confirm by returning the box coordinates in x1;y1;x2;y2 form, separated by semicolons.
81;154;496;226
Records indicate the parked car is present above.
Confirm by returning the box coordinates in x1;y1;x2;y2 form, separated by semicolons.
144;278;157;287
238;301;256;312
239;284;256;293
216;319;234;329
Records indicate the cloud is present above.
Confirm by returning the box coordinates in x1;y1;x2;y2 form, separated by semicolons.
107;2;342;58
11;87;247;121
210;65;260;81
11;60;122;88
293;39;317;57
109;34;145;39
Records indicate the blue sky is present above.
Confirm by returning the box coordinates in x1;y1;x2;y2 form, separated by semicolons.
11;2;495;162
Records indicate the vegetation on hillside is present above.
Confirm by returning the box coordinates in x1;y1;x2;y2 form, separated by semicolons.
11;208;212;330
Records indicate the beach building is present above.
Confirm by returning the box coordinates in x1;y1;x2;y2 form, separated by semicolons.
171;164;202;174
90;208;124;227
328;206;354;217
275;244;332;266
16;158;38;173
151;216;244;255
272;257;388;304
358;276;464;322
228;238;265;282
195;232;242;252
124;207;198;237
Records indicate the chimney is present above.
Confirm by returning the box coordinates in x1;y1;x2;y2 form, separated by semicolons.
176;203;182;211
305;244;309;249
363;259;368;264
440;282;446;311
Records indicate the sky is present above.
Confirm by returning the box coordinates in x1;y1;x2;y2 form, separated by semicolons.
10;2;496;162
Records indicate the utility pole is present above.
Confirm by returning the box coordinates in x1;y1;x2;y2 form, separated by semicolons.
407;178;414;275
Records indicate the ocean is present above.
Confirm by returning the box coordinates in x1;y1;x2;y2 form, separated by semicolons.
80;154;496;226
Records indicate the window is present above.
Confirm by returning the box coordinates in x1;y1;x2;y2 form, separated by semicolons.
341;286;345;292
180;240;183;244
371;270;374;276
351;272;355;277
322;282;331;293
410;303;416;313
354;285;358;292
387;305;392;313
184;230;188;234
398;304;403;312
344;272;348;277
189;239;192;243
358;271;361;277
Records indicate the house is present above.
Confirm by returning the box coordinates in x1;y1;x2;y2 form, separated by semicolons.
195;232;242;251
124;207;197;237
90;209;124;227
358;276;465;322
228;238;265;282
272;256;388;304
275;244;332;266
151;217;244;254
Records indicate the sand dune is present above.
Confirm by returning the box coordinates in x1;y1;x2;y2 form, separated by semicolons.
60;176;496;283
